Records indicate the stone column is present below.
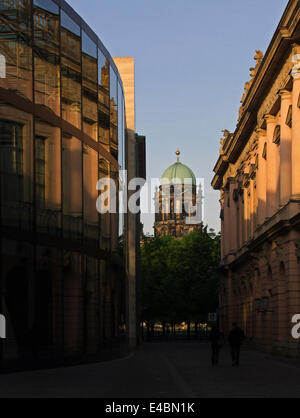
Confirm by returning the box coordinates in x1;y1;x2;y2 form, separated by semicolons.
250;179;255;237
292;45;300;199
223;188;230;256
238;190;243;247
279;90;292;206
256;129;267;226
243;186;249;243
229;181;237;253
220;194;225;260
265;115;278;218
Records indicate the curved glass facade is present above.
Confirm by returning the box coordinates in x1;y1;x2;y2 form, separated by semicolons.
0;0;126;366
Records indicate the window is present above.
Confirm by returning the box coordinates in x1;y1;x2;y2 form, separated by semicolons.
35;135;46;209
0;120;24;203
61;12;81;128
82;32;97;140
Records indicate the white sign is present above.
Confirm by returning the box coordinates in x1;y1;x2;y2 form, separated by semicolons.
208;313;217;322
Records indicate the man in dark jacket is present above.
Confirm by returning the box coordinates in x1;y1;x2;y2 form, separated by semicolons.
228;323;245;366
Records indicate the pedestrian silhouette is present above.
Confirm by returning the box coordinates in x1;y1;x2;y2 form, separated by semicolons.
209;325;224;367
228;323;245;367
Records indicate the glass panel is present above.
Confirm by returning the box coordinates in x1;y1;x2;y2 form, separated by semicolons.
33;0;60;115
82;31;97;59
63;251;84;354
61;13;81;129
0;104;33;230
62;133;83;241
35;118;61;234
85;256;100;353
98;49;110;150
33;0;59;14
82;32;97;140
117;85;124;238
61;10;80;36
83;146;99;243
110;67;118;160
0;0;32;100
118;83;124;169
99;157;111;250
35;245;62;350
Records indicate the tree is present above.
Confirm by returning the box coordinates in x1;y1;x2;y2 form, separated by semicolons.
140;229;221;334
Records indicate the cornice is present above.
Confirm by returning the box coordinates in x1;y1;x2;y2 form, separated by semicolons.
213;0;300;190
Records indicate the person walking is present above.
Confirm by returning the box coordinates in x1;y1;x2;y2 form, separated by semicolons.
209;325;224;367
228;323;245;367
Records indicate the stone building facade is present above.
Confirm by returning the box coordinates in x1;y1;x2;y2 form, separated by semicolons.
212;0;300;356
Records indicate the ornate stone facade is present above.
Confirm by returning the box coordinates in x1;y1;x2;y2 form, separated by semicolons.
212;0;300;357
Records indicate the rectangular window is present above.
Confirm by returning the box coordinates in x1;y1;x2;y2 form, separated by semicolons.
62;134;83;241
0;104;33;229
35;119;61;234
35;135;46;209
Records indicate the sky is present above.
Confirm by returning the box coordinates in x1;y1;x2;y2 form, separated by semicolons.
69;0;288;235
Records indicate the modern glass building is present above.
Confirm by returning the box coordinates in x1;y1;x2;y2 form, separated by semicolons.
0;0;131;369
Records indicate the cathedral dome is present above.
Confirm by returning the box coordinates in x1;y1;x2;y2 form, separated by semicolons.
161;151;196;186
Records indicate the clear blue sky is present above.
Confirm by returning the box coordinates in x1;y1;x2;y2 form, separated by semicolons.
69;0;288;234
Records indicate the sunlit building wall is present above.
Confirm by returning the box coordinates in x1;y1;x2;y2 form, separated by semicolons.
212;0;300;356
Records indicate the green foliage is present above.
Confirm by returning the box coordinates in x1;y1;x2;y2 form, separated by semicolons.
141;229;221;325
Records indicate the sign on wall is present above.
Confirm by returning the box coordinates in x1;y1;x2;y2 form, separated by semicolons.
208;313;217;322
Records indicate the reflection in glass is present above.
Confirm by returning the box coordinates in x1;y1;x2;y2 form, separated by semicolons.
33;0;60;115
83;146;99;242
98;49;110;149
110;67;118;160
0;0;33;99
118;83;124;169
82;31;97;58
33;0;59;14
82;32;98;140
61;10;80;36
85;256;100;349
0;104;33;229
61;14;82;128
117;85;125;238
62;134;83;241
35;118;61;234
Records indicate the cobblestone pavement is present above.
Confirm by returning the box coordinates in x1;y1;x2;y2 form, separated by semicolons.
0;342;300;398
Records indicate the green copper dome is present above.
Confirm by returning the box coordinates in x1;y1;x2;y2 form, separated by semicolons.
161;152;196;186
